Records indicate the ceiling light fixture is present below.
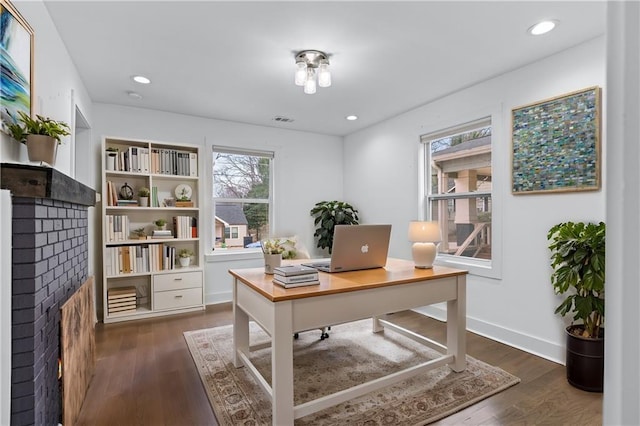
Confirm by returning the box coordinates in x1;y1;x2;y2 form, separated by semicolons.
294;50;331;94
132;75;151;84
528;20;557;36
346;115;358;121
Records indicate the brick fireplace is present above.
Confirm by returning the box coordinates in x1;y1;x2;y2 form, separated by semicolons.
1;164;95;425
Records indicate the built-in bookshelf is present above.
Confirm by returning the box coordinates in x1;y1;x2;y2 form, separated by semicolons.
101;136;204;323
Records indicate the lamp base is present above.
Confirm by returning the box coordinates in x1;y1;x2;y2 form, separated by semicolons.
412;242;436;269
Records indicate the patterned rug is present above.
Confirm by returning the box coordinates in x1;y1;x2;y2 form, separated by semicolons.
184;319;520;425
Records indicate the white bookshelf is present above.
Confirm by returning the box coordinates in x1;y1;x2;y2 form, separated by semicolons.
101;136;204;323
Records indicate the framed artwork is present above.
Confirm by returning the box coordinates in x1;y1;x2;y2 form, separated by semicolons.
1;0;34;134
511;86;601;195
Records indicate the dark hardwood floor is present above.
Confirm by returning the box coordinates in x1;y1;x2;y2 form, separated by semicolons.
75;305;602;425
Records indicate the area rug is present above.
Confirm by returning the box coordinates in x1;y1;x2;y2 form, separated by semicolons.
184;320;520;425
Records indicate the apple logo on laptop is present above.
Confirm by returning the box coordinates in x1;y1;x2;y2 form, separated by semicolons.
361;244;369;254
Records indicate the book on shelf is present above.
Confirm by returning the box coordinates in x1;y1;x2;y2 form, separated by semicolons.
273;265;317;276
172;216;197;239
107;286;136;298
272;277;320;288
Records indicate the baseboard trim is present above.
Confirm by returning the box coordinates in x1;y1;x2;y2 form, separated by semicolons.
413;306;566;365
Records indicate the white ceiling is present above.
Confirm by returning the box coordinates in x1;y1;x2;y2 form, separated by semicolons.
43;1;606;137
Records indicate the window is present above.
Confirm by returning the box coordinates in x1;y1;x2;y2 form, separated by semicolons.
213;147;273;251
422;118;493;264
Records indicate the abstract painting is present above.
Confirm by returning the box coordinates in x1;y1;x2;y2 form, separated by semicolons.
512;86;601;194
1;0;33;133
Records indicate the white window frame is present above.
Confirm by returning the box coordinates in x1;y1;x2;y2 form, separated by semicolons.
420;114;502;279
210;146;275;258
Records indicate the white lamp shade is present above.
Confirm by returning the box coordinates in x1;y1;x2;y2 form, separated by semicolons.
408;221;442;243
318;63;331;87
304;69;317;94
294;61;307;86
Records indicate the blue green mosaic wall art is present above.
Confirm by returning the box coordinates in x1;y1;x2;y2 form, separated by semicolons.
511;87;601;194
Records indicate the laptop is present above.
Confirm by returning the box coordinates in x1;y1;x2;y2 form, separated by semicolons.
302;224;392;273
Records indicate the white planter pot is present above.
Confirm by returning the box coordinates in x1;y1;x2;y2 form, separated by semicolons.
264;253;282;274
139;197;149;207
179;257;191;267
106;154;116;170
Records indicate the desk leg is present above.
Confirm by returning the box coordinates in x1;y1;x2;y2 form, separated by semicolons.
372;315;385;333
447;274;467;372
233;278;249;368
271;301;294;425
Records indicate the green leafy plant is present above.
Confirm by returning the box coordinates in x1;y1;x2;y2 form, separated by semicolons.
132;227;146;238
154;219;167;227
178;249;194;258
138;187;150;197
6;110;70;144
547;221;605;338
310;200;359;253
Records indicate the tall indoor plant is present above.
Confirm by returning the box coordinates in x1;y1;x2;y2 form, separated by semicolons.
6;110;70;166
547;221;605;392
310;200;359;253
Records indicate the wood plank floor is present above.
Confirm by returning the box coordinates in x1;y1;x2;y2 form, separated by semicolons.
75;304;602;425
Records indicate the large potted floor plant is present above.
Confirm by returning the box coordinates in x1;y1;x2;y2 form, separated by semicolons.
6;110;70;166
547;221;605;392
310;200;359;254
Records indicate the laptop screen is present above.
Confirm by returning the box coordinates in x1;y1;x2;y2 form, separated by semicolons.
304;224;392;273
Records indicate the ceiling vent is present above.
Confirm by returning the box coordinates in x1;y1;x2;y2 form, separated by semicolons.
273;116;295;123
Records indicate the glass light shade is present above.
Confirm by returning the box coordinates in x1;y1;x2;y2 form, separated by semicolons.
318;63;331;87
529;20;556;35
408;221;442;243
304;69;316;94
294;61;307;86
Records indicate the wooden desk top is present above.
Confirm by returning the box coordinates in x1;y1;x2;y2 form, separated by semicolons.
229;258;468;302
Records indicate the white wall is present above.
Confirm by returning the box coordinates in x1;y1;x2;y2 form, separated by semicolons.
92;104;343;305
343;36;606;363
0;1;93;177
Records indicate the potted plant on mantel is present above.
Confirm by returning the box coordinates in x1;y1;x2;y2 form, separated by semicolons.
310;200;359;254
6;110;70;166
548;221;605;392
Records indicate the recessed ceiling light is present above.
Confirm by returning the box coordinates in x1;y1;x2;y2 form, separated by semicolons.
127;91;143;100
132;75;151;84
346;115;358;121
528;20;557;36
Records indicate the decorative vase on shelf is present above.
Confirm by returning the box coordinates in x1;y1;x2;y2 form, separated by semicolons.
264;253;282;274
179;257;191;267
26;135;58;166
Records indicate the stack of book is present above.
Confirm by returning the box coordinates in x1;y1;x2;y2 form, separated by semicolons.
152;229;173;239
107;286;137;314
272;265;320;288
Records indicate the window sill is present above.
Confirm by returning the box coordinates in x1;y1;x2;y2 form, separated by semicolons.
435;256;501;280
205;249;263;263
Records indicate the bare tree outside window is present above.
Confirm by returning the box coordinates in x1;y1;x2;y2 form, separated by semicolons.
213;150;273;249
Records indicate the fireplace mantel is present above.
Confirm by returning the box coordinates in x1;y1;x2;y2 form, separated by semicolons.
0;163;95;206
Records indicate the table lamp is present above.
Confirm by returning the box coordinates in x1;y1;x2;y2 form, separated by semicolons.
408;221;442;269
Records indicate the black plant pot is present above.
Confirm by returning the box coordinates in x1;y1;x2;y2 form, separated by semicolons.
565;325;604;392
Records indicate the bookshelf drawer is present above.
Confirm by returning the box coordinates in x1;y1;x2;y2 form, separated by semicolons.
153;287;202;311
153;271;202;292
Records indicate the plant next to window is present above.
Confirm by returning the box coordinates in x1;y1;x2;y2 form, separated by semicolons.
310;200;359;253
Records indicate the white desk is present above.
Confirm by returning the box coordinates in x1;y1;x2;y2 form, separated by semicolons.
229;258;467;425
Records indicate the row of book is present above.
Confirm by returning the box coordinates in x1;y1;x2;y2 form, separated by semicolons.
104;243;188;276
272;265;319;288
104;215;198;242
107;286;137;314
109;146;197;176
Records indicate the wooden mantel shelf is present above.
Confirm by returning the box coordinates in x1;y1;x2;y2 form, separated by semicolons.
1;163;96;206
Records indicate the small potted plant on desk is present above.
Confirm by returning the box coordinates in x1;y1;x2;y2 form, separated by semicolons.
178;249;194;267
548;221;605;392
6;110;70;166
261;238;287;274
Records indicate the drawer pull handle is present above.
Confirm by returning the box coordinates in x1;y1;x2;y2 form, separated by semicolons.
174;278;183;281
175;295;183;298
